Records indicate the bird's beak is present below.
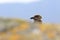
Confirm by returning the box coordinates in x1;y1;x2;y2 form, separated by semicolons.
30;17;34;19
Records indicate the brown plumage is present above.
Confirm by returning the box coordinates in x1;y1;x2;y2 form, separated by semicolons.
30;15;42;24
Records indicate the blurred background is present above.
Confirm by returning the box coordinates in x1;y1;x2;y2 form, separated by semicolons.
0;0;60;23
0;0;60;40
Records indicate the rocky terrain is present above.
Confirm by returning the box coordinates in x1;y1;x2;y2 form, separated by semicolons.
0;18;60;40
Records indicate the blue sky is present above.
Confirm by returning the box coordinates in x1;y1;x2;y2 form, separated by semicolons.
0;0;60;23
